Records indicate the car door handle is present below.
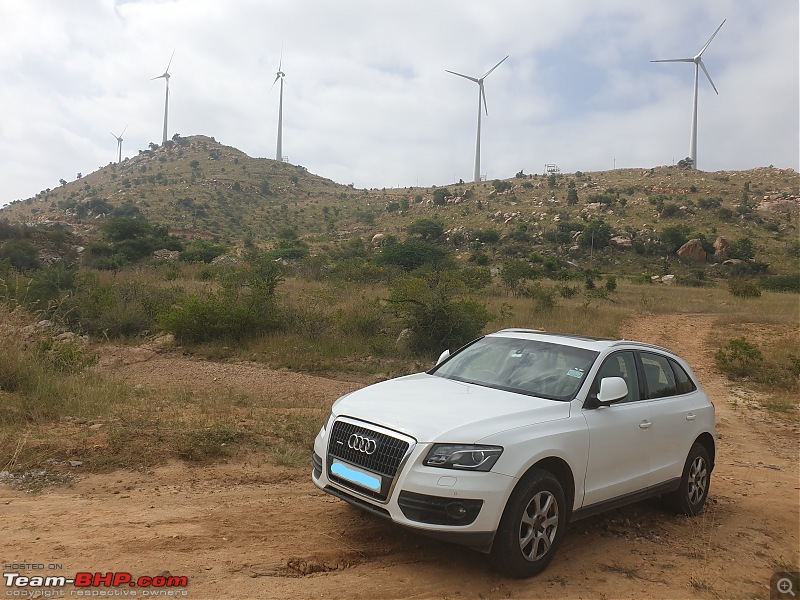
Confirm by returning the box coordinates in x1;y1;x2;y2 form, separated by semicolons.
639;420;651;429
686;413;696;421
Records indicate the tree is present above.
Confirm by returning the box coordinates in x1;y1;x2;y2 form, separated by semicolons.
190;160;200;170
566;180;579;206
578;220;613;249
432;188;450;206
729;237;756;261
407;218;444;241
677;157;694;169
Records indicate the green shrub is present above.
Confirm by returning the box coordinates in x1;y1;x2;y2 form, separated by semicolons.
559;284;579;299
379;238;448;271
728;279;761;298
388;274;491;355
408;219;444;241
714;337;763;379
459;266;492;290
760;274;800;293
0;239;40;271
522;283;557;311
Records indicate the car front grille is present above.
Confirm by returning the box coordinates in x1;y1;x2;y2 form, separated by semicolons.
327;417;415;502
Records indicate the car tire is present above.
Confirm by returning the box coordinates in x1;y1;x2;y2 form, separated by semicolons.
489;468;566;578
664;442;711;516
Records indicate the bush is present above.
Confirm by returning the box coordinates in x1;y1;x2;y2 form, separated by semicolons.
379;238;448;271
388;274;491;355
459;266;492;290
468;252;489;266
578;220;612;249
714;338;763;379
522;283;557;311
728;237;756;261
559;284;579;299
760;274;800;293
0;239;40;271
728;279;761;298
407;218;444;241
181;241;227;263
158;255;283;343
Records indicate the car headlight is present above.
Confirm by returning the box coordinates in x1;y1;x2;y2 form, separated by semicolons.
423;444;503;471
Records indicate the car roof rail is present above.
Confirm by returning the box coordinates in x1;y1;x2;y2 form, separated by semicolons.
610;340;676;355
495;329;613;342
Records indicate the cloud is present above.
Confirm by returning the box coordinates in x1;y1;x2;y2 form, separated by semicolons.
0;0;797;206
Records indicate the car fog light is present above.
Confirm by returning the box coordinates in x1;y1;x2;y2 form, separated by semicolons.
446;502;468;519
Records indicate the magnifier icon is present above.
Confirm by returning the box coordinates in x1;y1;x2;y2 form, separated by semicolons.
778;577;796;596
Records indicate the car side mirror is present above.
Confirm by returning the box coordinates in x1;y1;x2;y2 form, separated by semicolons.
436;349;450;366
585;377;628;409
598;376;628;403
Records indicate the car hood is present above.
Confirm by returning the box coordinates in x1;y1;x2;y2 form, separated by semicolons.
332;372;571;443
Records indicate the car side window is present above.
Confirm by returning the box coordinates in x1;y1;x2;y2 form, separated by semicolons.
589;351;640;403
669;358;697;394
641;352;678;399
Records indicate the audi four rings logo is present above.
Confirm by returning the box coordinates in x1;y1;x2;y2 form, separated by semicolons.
348;433;378;454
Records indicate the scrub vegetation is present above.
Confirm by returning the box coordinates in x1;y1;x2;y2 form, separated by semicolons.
0;135;797;477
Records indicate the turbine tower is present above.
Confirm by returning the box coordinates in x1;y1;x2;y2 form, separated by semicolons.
152;50;175;144
446;55;508;183
271;52;286;161
110;125;128;163
651;20;725;170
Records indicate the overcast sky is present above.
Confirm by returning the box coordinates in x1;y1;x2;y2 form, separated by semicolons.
1;0;797;208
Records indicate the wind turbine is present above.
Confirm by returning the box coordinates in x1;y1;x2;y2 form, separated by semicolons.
271;52;286;161
110;125;128;163
152;50;175;144
446;55;508;183
651;20;725;170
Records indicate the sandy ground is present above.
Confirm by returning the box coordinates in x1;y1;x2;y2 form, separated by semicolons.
1;314;798;599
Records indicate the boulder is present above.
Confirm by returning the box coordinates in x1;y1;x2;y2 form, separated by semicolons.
371;233;385;247
395;328;414;354
676;239;706;263
153;249;180;260
661;274;676;285
713;236;729;260
609;236;632;250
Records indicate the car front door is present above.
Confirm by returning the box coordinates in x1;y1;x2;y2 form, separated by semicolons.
581;351;652;507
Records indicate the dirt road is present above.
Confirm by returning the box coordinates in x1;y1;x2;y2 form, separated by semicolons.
2;315;798;599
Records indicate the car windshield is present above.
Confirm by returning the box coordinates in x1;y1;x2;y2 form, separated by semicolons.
431;337;599;401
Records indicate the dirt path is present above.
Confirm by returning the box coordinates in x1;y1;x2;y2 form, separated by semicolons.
2;315;798;599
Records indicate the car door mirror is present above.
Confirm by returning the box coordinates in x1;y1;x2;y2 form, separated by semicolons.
598;376;628;403
436;349;450;366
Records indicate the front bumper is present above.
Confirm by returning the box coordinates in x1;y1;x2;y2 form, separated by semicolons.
312;424;517;553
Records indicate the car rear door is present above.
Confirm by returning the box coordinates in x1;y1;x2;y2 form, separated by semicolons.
641;351;709;485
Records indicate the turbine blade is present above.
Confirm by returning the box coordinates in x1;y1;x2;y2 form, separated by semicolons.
110;131;118;139
165;49;175;73
152;74;166;80
481;84;488;115
121;124;128;137
446;69;480;83
651;58;694;63
481;55;509;79
698;19;726;57
278;46;283;72
699;59;719;94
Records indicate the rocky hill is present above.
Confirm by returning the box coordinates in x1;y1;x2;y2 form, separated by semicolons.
1;134;797;272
